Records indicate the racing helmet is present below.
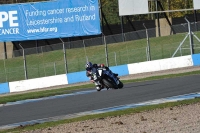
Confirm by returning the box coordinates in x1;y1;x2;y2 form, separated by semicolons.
85;62;93;71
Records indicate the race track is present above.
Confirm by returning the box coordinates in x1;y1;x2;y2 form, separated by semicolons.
0;75;200;127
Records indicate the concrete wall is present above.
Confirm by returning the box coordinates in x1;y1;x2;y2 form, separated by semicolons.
128;55;193;74
192;53;200;66
0;83;9;94
9;74;68;93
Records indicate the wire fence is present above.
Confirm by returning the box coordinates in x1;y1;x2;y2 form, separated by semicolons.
0;21;200;83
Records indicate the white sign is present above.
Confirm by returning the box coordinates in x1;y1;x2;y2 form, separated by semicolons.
193;0;200;10
118;0;149;16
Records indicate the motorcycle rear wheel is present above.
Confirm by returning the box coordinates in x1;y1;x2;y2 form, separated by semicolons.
118;81;123;89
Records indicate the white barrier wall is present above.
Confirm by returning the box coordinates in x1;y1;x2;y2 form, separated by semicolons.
7;55;194;94
9;74;68;93
128;55;193;74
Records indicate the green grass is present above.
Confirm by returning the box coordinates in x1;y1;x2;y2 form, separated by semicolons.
0;31;200;82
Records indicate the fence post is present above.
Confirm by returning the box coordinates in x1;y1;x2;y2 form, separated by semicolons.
4;42;7;59
19;44;28;80
126;45;129;63
143;23;151;61
103;35;109;67
179;47;182;56
83;40;88;62
41;50;46;77
194;10;198;32
54;62;56;75
120;16;125;42
185;17;194;55
114;52;117;66
86;56;88;62
59;38;68;73
3;59;8;82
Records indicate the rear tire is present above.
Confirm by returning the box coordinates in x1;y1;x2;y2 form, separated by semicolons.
118;81;123;89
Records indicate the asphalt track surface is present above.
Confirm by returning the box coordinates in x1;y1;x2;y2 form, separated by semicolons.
0;75;200;126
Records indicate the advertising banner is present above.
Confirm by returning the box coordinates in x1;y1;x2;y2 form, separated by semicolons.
0;0;101;42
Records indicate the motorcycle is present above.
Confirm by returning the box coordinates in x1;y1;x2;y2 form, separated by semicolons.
90;67;123;91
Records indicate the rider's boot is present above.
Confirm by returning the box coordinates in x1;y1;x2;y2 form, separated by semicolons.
94;81;101;91
96;85;101;91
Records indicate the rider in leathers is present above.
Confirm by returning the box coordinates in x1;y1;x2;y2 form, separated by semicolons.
85;62;118;91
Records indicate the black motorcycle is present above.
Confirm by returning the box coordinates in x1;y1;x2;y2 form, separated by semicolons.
91;67;123;91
